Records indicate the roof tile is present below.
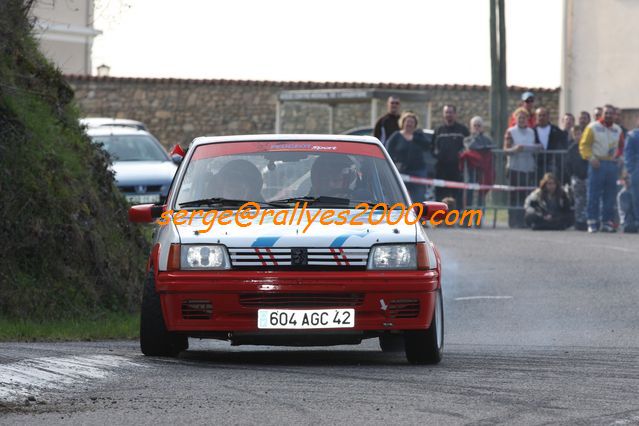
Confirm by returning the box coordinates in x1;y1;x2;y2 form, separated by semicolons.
63;74;559;92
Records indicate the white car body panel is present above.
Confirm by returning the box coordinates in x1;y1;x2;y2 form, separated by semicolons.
154;134;430;271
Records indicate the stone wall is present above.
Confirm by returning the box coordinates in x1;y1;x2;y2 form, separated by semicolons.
67;75;560;148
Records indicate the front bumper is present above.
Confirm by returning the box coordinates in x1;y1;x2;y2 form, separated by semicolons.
156;270;439;333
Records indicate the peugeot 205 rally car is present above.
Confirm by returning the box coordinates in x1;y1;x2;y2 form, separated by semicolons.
129;135;447;364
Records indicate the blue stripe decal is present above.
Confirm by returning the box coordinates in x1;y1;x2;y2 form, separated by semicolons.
330;233;367;248
251;237;281;247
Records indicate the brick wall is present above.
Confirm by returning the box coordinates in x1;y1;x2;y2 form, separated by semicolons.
67;75;560;148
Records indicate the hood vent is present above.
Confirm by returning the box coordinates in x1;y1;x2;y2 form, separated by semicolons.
181;299;213;320
388;299;420;319
239;293;365;308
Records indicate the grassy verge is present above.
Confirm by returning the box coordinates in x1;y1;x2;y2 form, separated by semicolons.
0;312;139;342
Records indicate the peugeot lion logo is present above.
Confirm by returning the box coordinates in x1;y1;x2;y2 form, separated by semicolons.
291;248;308;266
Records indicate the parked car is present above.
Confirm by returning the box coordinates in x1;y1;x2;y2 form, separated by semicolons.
129;134;447;364
341;126;376;136
80;117;148;131
87;126;178;204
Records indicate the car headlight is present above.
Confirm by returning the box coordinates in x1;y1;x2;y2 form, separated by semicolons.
181;244;230;270
367;244;416;270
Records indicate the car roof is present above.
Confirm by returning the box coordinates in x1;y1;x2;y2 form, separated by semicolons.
189;134;383;149
80;117;147;130
86;126;153;137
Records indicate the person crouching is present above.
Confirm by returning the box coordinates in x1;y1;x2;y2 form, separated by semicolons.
524;173;574;230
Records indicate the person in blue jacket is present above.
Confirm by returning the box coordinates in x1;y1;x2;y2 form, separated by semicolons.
622;127;639;232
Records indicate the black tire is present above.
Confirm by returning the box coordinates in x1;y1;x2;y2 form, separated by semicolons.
140;270;188;357
404;288;444;364
379;334;405;352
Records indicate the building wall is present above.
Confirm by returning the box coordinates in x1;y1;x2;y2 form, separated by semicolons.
37;39;87;74
562;0;639;125
31;0;100;75
67;75;559;148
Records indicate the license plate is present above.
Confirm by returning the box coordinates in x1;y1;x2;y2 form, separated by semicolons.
257;309;355;329
125;194;160;204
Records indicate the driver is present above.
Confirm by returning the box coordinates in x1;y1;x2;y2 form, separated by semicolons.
214;159;264;201
309;154;357;199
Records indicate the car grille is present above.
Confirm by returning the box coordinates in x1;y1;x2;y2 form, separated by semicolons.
228;247;369;268
239;293;365;308
388;299;420;318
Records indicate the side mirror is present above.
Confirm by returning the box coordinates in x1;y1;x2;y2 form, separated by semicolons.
170;144;186;157
171;154;183;165
414;201;449;221
129;204;165;223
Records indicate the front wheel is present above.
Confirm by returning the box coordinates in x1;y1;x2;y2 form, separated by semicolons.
404;288;444;364
140;270;188;357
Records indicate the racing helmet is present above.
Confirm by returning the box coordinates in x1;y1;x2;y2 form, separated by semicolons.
310;154;357;197
214;159;263;200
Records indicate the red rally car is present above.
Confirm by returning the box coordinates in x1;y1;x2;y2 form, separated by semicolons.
130;134;447;364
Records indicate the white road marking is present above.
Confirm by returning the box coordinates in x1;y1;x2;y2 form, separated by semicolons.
0;355;140;402
454;296;513;301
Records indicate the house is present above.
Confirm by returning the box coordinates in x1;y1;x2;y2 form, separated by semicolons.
30;0;101;75
561;0;639;127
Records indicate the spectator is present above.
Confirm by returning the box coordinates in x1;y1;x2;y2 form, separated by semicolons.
614;107;628;156
509;91;536;128
534;107;568;183
614;107;628;138
578;111;591;130
461;116;494;207
386;111;431;202
504;108;542;228
524;173;573;230
561;113;575;133
433;104;469;204
565;125;589;230
593;107;603;122
579;105;625;233
374;96;401;147
618;174;637;233
622;127;639;232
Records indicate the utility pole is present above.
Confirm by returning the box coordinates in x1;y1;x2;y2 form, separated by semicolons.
490;0;507;147
490;0;499;143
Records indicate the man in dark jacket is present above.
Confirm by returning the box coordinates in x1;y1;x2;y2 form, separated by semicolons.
374;96;401;147
534;107;568;184
622;127;639;232
433;105;469;203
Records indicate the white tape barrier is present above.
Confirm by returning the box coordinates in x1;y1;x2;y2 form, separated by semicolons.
400;174;536;192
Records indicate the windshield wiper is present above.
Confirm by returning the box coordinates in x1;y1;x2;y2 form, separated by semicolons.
269;196;352;206
348;199;385;207
179;197;269;208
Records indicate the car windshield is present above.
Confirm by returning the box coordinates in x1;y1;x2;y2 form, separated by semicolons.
92;135;169;162
175;141;407;208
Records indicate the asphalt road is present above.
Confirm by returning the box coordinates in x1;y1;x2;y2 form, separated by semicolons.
1;229;638;425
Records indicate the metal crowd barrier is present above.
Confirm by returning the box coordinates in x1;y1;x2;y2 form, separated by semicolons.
460;149;569;228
